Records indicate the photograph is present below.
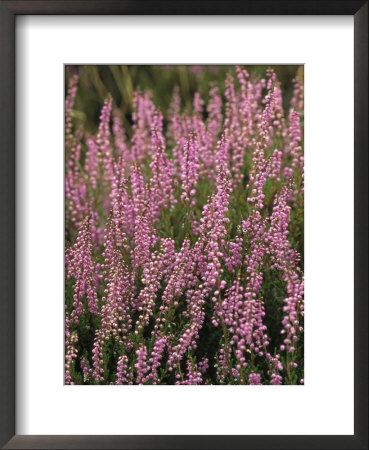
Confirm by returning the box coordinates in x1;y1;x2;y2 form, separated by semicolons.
65;64;304;385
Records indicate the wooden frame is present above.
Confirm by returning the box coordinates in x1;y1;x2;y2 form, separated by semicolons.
0;1;367;448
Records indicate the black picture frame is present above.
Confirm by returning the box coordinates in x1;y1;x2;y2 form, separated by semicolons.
0;1;367;449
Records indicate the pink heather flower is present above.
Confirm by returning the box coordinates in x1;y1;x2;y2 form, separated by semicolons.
135;248;165;332
180;136;200;205
144;336;167;384
159;237;177;282
249;372;262;385
246;140;270;209
246;71;287;208
154;239;194;334
65;140;91;234
110;163;135;238
149;122;175;221
286;109;304;197
198;357;209;374
66;216;99;321
168;286;206;370
180;360;203;385
193;117;215;180
290;77;304;112
270;373;283;385
135;345;149;384
193;92;204;116
101;213;134;328
101;216;121;275
235;66;255;140
225;236;243;273
238;211;270;353
65;73;79;151
131;91;156;162
65;315;78;385
92;330;105;383
264;184;304;375
265;70;285;137
270;148;283;181
84;137;99;191
224;73;247;186
130;165;147;217
231;368;240;378
131;211;155;274
100;258;132;343
287;109;303;169
216;345;232;382
115;355;133;385
97;96;114;189
267;353;283;384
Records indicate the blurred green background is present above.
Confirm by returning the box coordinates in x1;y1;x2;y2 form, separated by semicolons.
66;65;303;135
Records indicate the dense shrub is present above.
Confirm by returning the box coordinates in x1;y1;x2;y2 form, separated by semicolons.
65;66;304;385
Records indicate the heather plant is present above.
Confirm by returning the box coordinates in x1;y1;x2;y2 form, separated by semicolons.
65;65;304;385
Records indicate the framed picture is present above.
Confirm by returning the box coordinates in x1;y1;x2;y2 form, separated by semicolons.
0;1;367;449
